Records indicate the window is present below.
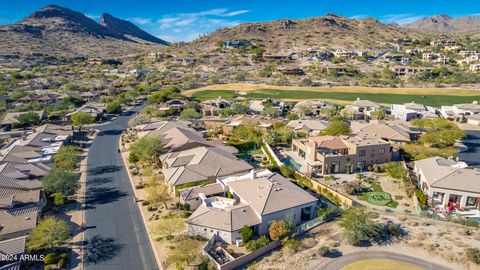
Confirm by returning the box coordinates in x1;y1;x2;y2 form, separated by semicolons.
359;149;366;156
466;197;478;207
378;148;385;154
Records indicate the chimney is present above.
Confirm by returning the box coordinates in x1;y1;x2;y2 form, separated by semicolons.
305;141;317;165
249;169;256;179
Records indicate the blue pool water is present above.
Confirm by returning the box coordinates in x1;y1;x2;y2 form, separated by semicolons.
283;156;302;170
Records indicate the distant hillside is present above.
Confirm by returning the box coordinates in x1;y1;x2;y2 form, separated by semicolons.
99;13;169;45
402;14;480;33
0;5;167;58
186;15;422;52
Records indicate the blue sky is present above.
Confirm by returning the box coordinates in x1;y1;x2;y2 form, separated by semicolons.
3;1;480;42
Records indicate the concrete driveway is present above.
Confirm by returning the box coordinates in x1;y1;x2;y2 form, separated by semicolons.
83;104;158;270
316;250;453;270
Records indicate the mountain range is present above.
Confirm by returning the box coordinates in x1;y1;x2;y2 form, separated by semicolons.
401;14;480;33
1;5;480;59
0;5;168;58
187;15;417;52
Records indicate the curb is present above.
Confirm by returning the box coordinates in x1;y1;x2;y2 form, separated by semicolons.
118;133;164;270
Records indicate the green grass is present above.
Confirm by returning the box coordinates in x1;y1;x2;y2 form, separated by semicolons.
192;89;480;107
359;191;398;208
368;180;383;192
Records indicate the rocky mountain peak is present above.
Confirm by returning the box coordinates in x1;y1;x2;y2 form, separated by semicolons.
99;13;169;45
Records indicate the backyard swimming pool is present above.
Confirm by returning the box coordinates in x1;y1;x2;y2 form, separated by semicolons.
283;156;302;170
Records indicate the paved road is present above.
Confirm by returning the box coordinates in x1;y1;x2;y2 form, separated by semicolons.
84;104;158;270
317;251;453;270
459;130;480;168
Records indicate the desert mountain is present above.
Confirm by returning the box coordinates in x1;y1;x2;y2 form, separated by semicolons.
402;14;480;33
0;5;167;58
100;13;169;45
187;15;421;53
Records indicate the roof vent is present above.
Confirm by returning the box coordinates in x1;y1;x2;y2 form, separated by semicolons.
241;209;247;212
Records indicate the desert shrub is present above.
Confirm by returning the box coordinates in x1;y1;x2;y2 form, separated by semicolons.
466;248;480;264
317;245;330;257
245;235;271;252
44;253;59;265
282;238;301;255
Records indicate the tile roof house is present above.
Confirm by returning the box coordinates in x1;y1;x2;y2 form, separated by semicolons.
160;146;252;191
390;102;436;121
136;120;238;154
291;100;336;117
343;98;382;120
16;94;62;104
65;102;106;120
287;120;328;135
414;156;480;214
440;101;480;120
201;97;231;117
350;121;417;145
0;111;48;127
187;170;318;244
179;183;225;210
0;204;41;241
292;134;392;176
222;115;276;135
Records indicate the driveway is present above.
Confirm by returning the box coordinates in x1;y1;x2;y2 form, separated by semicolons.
83;104;158;270
316;251;453;270
459;129;480;168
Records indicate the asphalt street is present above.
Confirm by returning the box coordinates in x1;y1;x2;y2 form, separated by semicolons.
84;104;158;270
460;130;480;168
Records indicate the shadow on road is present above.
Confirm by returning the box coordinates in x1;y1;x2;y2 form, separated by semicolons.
97;130;123;136
87;165;122;176
87;177;113;187
84;235;123;265
85;187;128;209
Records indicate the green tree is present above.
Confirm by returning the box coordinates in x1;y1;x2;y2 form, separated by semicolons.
129;135;165;165
370;108;386;120
15;112;40;128
231;103;249;114
43;169;79;196
27;217;70;250
106;100;121;114
269;220;290;241
264;130;281;146
53;146;82;170
241;225;253;243
145;176;171;209
52;192;65;207
71;112;94;131
286;113;299;120
231;125;263;145
11;90;27;100
322;121;351;136
179;108;201;120
339;207;382;246
385;162;407;179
